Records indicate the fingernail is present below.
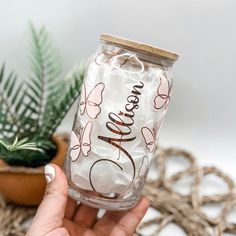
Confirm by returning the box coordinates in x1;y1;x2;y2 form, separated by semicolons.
44;165;56;183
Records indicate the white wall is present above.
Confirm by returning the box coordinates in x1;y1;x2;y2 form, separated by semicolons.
1;0;236;175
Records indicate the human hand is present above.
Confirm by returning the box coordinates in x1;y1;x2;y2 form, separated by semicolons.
26;164;150;236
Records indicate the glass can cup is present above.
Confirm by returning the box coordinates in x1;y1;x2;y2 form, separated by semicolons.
64;34;178;210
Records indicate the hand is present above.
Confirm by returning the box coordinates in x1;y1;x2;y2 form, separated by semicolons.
26;164;150;236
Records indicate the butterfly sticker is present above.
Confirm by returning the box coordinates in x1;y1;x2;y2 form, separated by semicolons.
94;47;144;73
154;74;172;110
110;53;144;74
141;125;160;153
134;155;150;190
138;155;150;179
95;46;123;65
70;121;93;162
80;82;105;119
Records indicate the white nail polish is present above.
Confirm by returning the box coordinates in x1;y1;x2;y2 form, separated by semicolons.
44;165;56;183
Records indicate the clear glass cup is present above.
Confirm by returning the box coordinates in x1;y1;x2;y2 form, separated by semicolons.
64;34;178;210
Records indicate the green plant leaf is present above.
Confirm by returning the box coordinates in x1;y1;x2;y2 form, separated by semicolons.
0;25;85;167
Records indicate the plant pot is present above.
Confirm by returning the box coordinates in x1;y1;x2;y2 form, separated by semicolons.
0;135;68;206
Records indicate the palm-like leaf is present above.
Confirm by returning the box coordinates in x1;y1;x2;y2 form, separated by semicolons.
0;65;26;140
0;25;84;167
27;25;62;130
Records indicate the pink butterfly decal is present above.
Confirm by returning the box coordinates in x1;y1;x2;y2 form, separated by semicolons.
154;74;172;110
80;82;105;119
95;47;144;73
110;53;144;73
138;155;149;179
95;46;123;65
134;155;150;190
141;125;160;153
70;121;93;162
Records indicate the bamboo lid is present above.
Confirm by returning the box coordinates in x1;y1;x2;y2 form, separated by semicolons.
100;34;179;62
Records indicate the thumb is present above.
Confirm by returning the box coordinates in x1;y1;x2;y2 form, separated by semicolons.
27;164;68;236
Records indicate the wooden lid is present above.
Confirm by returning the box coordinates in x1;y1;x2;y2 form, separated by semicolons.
100;34;179;62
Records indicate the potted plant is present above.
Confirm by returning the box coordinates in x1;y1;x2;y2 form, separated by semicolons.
0;25;84;206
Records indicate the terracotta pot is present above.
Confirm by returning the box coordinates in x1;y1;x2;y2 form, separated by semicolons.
0;135;68;206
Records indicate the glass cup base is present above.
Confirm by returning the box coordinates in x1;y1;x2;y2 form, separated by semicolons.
68;186;141;211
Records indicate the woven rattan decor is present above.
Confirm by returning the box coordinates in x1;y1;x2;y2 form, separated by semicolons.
1;147;236;236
